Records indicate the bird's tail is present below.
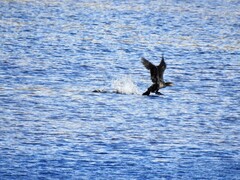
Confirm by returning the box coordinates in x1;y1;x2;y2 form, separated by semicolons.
162;53;164;60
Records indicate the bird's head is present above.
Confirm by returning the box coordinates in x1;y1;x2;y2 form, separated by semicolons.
165;82;173;86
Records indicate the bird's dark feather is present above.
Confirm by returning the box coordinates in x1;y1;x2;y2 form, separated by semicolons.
141;57;166;83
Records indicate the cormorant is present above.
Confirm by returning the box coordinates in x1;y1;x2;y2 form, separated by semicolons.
141;54;173;96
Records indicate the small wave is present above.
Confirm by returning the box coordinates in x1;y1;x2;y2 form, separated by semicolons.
112;76;139;95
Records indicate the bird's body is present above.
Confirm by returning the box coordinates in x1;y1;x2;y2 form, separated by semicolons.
141;55;173;95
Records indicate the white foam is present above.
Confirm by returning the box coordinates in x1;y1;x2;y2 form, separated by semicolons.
112;76;140;95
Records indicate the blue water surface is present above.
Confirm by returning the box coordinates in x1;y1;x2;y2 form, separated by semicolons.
0;0;240;179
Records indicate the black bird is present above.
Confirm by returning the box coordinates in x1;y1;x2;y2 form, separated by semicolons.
141;54;173;95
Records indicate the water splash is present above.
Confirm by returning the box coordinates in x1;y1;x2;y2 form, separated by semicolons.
112;76;139;95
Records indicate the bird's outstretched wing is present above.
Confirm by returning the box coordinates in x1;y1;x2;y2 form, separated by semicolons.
141;57;155;70
141;57;158;83
158;56;167;81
